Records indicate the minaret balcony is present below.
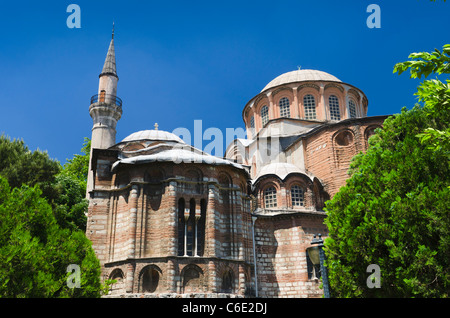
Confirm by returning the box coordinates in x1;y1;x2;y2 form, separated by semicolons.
90;93;122;108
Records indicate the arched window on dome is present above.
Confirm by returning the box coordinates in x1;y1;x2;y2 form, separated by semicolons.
250;116;255;136
329;95;341;121
264;186;277;208
279;97;291;118
291;185;305;207
261;105;269;127
303;94;316;120
348;99;357;119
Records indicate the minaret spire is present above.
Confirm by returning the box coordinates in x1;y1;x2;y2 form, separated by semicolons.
100;24;117;79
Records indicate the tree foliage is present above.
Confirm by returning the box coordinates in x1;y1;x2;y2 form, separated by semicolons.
324;45;450;297
60;137;90;191
0;136;103;297
395;44;450;159
0;135;91;232
53;138;91;231
0;135;60;201
0;176;101;297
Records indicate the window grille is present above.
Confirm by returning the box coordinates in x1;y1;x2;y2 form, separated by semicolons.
291;185;304;207
261;105;269;126
264;187;277;208
303;94;316;120
279;97;291;118
329;95;340;121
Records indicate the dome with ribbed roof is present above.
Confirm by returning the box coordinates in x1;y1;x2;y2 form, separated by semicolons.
122;129;185;144
254;162;307;182
261;69;341;92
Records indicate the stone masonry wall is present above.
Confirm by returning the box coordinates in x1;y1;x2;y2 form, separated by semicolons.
254;214;328;298
87;157;254;296
304;118;384;197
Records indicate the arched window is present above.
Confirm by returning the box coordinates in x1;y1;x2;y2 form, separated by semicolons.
219;174;234;258
182;265;204;293
348;99;357;118
261;105;269;127
264;186;277;208
335;130;354;146
221;269;234;293
303;94;316;120
184;169;202;194
178;197;205;257
186;199;196;256
141;266;160;293
250;116;255;136
365;126;380;141
178;198;186;256
109;269;125;295
291;185;304;207
279;97;291;118
197;199;206;257
329;95;340;121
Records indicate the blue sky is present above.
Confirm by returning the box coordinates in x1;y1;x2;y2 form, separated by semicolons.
0;1;449;164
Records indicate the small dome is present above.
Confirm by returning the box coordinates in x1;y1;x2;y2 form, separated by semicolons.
112;148;246;172
122;129;185;144
261;69;341;92
254;162;306;182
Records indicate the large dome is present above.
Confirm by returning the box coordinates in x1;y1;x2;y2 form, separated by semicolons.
122;129;185;144
261;69;341;92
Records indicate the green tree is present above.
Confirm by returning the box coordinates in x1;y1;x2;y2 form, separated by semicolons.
324;45;450;298
394;44;450;159
60;137;91;191
0;135;91;232
53;138;91;231
0;135;60;202
0;175;102;297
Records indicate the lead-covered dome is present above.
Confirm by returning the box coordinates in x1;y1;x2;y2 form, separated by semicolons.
254;162;307;183
122;129;185;144
261;69;341;92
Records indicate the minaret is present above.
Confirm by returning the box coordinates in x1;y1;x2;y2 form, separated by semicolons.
87;25;122;196
89;24;122;149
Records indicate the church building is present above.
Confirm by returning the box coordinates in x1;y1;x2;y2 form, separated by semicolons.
85;33;387;298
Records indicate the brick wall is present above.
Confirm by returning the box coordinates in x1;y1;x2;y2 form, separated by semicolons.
87;158;254;295
304;117;385;197
254;214;328;298
86;117;386;298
